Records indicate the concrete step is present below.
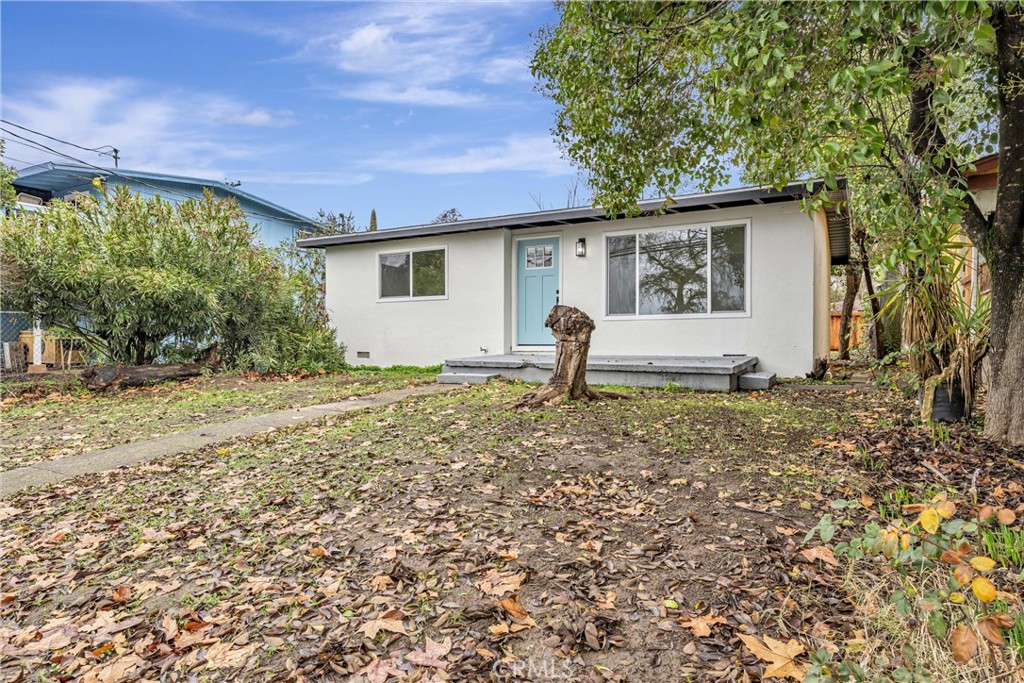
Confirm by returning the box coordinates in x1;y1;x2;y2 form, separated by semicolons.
436;372;500;385
738;371;777;390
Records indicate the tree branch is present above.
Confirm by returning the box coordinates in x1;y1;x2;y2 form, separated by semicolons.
906;47;991;249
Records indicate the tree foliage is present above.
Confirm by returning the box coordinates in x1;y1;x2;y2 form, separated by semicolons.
534;2;996;213
314;208;358;235
0;144;17;213
534;1;1024;442
431;208;462;224
0;186;345;372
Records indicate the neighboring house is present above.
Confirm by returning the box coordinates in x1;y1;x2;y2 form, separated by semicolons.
960;154;998;309
299;181;851;378
13;163;315;246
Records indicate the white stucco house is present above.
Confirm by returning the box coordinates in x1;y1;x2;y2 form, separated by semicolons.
298;181;850;387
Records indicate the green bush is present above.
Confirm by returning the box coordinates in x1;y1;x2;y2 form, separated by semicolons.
0;185;344;373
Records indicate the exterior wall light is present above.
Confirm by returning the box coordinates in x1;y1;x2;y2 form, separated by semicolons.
575;237;587;257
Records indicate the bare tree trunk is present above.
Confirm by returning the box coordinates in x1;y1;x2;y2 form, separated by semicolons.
515;305;624;409
984;7;1024;444
984;257;1024;442
861;259;888;359
838;261;861;360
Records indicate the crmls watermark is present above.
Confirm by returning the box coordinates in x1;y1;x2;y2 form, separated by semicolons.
492;657;575;681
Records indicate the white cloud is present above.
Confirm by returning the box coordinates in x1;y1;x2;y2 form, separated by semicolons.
290;2;538;106
237;170;373;186
480;56;533;85
367;134;570;176
2;78;291;177
196;100;296;128
343;84;487;107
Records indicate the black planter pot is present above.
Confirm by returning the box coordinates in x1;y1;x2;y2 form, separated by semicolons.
920;381;966;422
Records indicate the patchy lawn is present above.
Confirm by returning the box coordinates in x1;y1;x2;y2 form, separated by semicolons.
1;382;882;682
0;370;435;471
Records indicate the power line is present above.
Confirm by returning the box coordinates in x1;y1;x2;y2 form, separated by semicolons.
1;127;315;227
1;119;119;167
1;154;36;167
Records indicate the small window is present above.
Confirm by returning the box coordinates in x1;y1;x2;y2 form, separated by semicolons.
710;225;746;312
379;248;446;299
525;244;553;269
607;235;637;315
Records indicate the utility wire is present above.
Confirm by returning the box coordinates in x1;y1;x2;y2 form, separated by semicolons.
1;119;119;166
1;127;315;227
1;154;36;167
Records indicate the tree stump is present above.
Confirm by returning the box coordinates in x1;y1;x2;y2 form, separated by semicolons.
515;305;624;409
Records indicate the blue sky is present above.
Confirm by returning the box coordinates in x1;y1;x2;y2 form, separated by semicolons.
1;1;590;228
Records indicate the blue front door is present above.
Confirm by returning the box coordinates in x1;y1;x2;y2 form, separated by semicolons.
517;237;560;345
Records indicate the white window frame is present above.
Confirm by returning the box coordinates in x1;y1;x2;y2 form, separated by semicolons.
377;245;449;302
603;218;752;320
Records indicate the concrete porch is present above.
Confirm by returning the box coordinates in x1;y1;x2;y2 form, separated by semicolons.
438;354;772;391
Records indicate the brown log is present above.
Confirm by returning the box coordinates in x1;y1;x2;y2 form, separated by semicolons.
515;305;625;409
80;363;205;391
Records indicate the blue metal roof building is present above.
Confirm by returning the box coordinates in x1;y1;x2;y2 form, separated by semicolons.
13;162;316;246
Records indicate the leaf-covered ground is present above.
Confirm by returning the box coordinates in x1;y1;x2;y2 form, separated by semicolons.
0;370;434;471
1;382;887;683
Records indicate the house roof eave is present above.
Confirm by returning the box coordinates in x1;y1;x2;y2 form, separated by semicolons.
298;178;846;249
13;162;315;226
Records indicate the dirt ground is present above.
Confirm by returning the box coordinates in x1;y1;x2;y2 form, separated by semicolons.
0;370;433;471
0;381;897;682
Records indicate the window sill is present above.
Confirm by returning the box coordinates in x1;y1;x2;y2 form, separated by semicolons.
377;295;449;303
602;311;751;321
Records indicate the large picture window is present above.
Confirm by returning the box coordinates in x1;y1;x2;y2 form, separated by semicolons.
379;247;446;300
606;223;747;316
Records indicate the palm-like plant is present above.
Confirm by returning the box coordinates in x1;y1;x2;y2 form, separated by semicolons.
893;221;989;420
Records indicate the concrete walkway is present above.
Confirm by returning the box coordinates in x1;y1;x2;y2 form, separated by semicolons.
1;384;455;497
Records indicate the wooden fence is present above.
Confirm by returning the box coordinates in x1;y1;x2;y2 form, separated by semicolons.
830;311;863;351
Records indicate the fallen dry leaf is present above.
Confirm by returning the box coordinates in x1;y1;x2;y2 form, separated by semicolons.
161;614;179;642
368;575;394;591
737;633;808;680
80;654;144;683
977;617;1005;646
678;614;728;637
596;591;617;610
405;636;452;669
476;570;525;597
798;546;839;567
361;609;407;639
140;528;175;542
953;564;976;586
204;641;258;669
951;625;978;663
499;594;536;627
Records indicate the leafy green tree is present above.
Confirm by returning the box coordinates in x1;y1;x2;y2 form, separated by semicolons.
0;143;16;213
534;1;1024;443
0;185;344;371
313;208;357;235
369;208;378;232
431;208;462;224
